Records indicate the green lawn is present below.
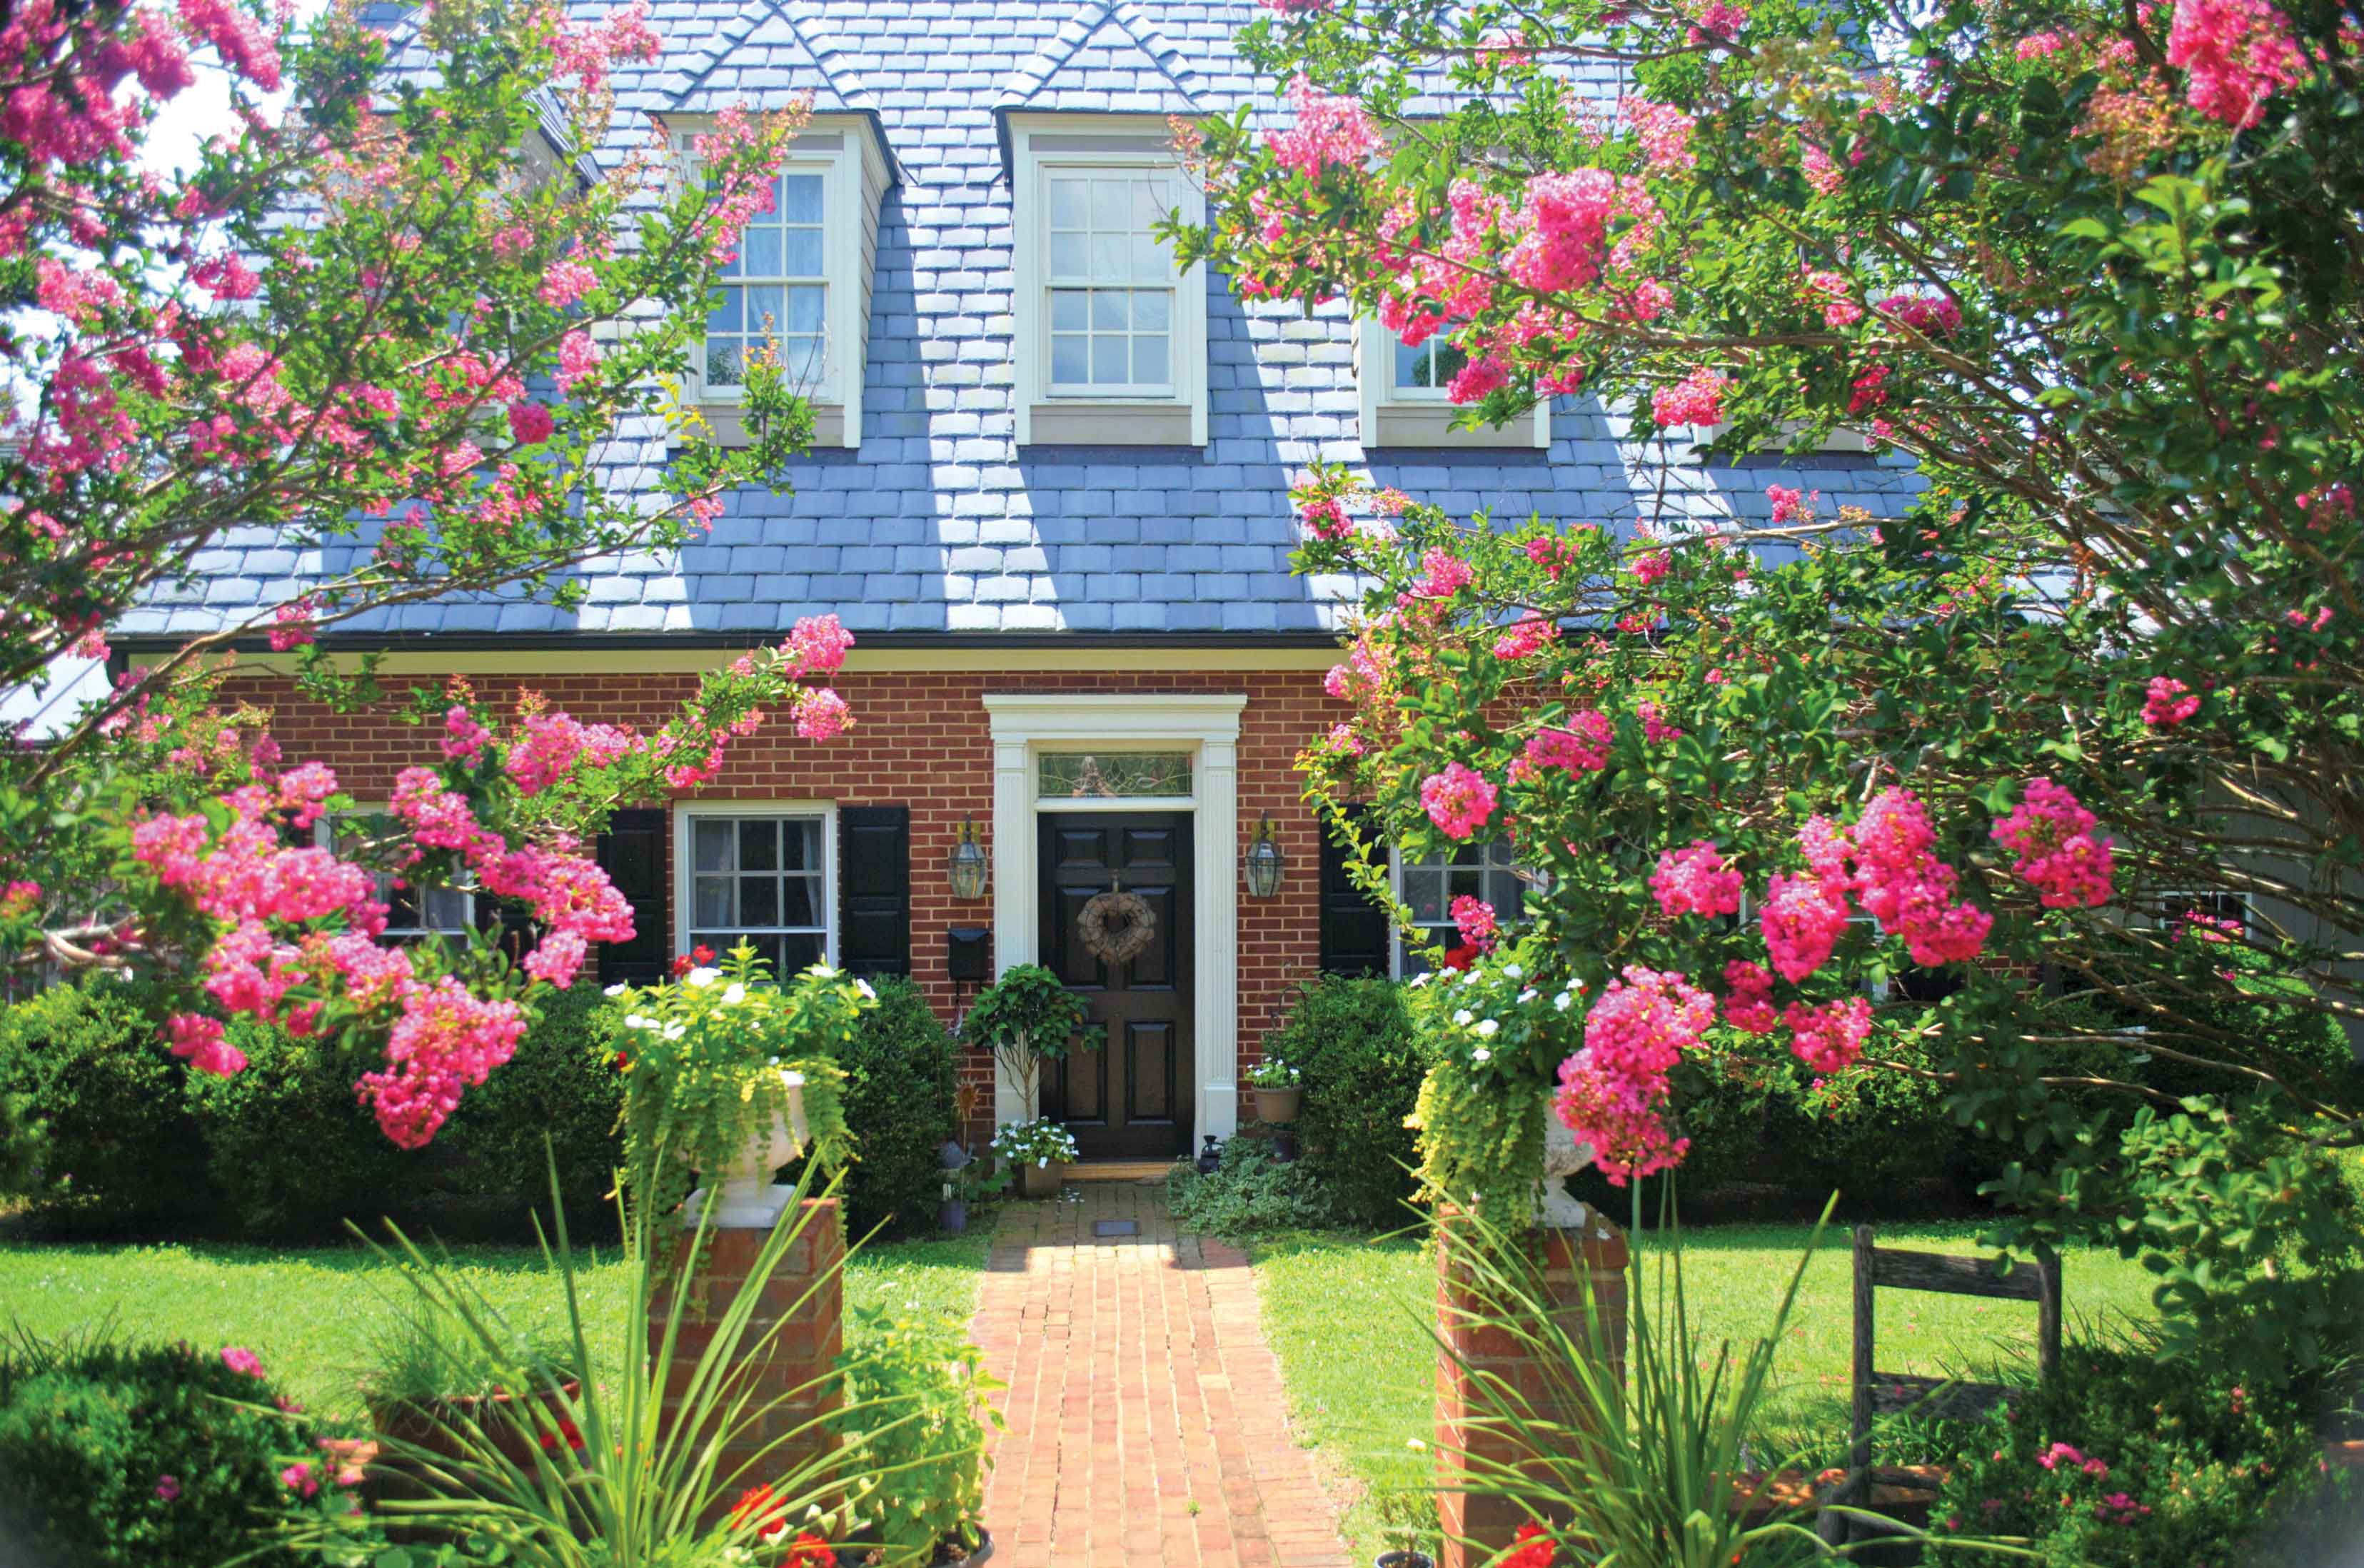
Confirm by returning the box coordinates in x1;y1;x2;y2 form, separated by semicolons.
0;1225;991;1422
1254;1221;2163;1557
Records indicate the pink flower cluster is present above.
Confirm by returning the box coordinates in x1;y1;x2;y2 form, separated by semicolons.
1803;270;1863;327
785;612;855;674
539;261;597;308
1624;98;1696;172
1766;483;1818;524
1651;368;1726;428
2141;676;2200;728
507;709;635;794
1492;616;1559;659
1873;292;1964;338
2038;1442;2111;1479
548;0;661;94
1267;74;1381;178
1651;840;1741;919
1410;548;1474;600
1761;870;1849;983
1847;789;1993;965
1783;996;1872;1075
356;978;530;1150
166;1012;246;1076
1554;965;1714;1184
1722;960;1777;1033
1450;895;1499;950
1512;712;1615;780
1991;779;2116;909
1299;495;1353;541
2166;0;2306;128
1419;762;1499;840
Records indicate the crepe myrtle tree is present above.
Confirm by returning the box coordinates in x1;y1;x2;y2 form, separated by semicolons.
0;0;857;1149
1171;0;2364;1360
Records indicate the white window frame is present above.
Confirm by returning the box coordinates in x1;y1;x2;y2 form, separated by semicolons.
315;810;476;938
1389;840;1537;978
673;125;865;418
1357;315;1550;449
2149;888;2255;933
1010;115;1208;446
672;800;839;973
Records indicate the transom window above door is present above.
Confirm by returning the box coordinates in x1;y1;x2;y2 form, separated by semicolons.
683;808;833;978
1039;750;1192;800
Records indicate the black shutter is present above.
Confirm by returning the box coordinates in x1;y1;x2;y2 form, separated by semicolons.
1318;807;1390;977
838;805;912;979
595;808;668;987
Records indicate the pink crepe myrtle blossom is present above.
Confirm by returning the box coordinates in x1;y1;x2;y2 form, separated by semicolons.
1761;871;1849;982
1447;355;1511;404
2142;676;2200;728
1451;895;1499;950
441;706;492;763
1651;840;1742;919
1512;712;1615;779
267;598;318;651
279;1462;318;1498
356;978;530;1148
1636;702;1683;743
1721;960;1777;1033
1411;548;1475;601
538;261;597;308
1554;965;1714;1184
523;929;588;988
1631;548;1671;586
2166;0;2307;128
1492;617;1559;659
1524;533;1581;580
221;1346;265;1377
1624;98;1696;172
507;401;555;445
1991;778;2116;908
1784;995;1872;1074
1419;762;1499;840
1299;495;1352;541
1873;293;1964;338
1766;483;1819;524
154;1474;181;1502
1267;74;1381;178
554;329;600;393
166;1012;248;1075
793;687;852;740
785;613;855;674
1651;368;1727;428
1688;0;1748;41
1802;270;1862;327
1846;788;1992;965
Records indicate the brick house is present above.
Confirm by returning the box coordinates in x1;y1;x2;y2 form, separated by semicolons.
116;0;1921;1161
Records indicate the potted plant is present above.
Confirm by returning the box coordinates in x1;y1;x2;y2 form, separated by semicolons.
360;1297;583;1474
990;1117;1081;1199
962;963;1101;1195
610;945;861;1240
1247;1055;1303;1125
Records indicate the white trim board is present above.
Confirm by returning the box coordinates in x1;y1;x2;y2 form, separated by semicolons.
982;693;1244;1149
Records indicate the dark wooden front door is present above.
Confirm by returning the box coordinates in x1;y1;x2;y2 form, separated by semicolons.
1038;813;1193;1161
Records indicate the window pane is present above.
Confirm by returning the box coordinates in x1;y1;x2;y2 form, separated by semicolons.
780;174;823;224
1133;178;1167;228
1395;337;1424;389
1051;334;1088;384
694;875;734;928
1049;177;1087;229
738;820;777;870
783;336;825;380
1038;751;1192;798
1090;289;1127;330
1131;331;1169;387
1048;231;1087;278
780;932;824;975
779;875;818;928
1090;177;1128;231
1133;289;1171;331
784;283;825;333
694;820;735;873
743;227;781;276
1132;233;1167;280
741;875;779;928
708;288;740;333
422;886;472;930
781;228;823;277
784;820;820;870
1090;233;1126;281
706;340;744;387
1091;336;1127;384
1403;868;1444;923
745;284;784;331
1050;290;1088;330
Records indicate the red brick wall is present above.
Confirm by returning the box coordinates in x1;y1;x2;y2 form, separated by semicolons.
218;665;1345;1145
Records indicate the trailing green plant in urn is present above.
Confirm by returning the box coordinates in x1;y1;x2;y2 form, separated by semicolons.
606;945;860;1235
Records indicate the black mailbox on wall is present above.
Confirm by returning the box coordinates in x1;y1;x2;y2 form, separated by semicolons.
946;927;991;982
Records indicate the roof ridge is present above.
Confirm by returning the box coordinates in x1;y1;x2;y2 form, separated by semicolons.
994;0;1209;112
664;0;877;114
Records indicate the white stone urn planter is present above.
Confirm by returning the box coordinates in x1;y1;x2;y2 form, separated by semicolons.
1536;1106;1596;1230
683;1069;810;1230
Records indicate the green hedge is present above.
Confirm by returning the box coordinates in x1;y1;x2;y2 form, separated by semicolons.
1259;976;1430;1230
438;981;625;1223
807;976;957;1240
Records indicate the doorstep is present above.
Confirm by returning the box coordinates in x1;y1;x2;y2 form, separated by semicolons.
1060;1160;1174;1182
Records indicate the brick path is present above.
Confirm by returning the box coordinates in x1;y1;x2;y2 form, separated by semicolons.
970;1180;1354;1568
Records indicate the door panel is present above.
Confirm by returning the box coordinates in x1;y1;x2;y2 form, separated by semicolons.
1039;811;1194;1160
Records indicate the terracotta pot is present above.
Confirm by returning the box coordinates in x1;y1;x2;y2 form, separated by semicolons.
366;1379;582;1472
1017;1158;1065;1199
1253;1085;1303;1125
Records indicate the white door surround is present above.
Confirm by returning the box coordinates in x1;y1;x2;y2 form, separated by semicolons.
982;693;1245;1153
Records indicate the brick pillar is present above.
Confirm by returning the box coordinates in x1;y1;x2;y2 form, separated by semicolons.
1434;1206;1629;1568
648;1197;845;1519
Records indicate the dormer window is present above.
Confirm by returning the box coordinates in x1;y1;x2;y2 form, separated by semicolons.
1358;319;1550;450
1010;115;1207;447
672;117;891;450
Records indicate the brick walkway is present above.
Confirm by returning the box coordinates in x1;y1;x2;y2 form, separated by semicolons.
970;1180;1354;1568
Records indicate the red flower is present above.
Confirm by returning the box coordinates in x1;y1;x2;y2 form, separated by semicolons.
1440;943;1482;972
538;1417;584;1453
671;953;692;978
778;1532;834;1568
693;943;715;964
1501;1522;1556;1568
730;1483;788;1541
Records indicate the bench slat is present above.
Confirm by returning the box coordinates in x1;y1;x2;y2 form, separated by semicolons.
1867;1246;2046;1302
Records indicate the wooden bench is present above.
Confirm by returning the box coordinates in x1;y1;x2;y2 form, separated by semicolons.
1817;1225;2063;1550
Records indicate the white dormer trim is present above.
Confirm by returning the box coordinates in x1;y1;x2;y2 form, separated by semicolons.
1355;316;1550;451
1008;113;1208;448
669;115;888;450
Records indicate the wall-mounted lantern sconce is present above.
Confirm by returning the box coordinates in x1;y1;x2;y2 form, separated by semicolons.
1242;814;1285;900
947;817;990;900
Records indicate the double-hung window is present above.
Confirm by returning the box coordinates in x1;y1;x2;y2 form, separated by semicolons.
1011;116;1207;446
318;813;475;940
1394;841;1536;978
1357;318;1550;449
675;804;836;978
707;171;829;396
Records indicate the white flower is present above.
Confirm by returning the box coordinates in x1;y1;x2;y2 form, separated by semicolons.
1455;968;1479;986
721;982;747;1006
1503;963;1524;980
1472;1046;1492;1062
855;980;877;1001
662;1022;686;1041
603;982;628;997
1474;1019;1499;1039
1036;1157;1050;1169
685;967;720;988
1409;973;1432;988
811;963;840;979
1452;1009;1474;1027
624;1013;657;1031
1518;988;1539;1005
1554;992;1574;1012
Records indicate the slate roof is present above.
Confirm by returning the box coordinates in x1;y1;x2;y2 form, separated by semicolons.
121;0;1924;647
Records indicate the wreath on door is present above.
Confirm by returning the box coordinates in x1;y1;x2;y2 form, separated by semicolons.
1077;888;1157;966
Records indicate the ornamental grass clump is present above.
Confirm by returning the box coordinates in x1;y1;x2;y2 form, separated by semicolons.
607;945;860;1236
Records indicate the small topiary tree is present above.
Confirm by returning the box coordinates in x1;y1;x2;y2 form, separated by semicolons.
960;965;1099;1125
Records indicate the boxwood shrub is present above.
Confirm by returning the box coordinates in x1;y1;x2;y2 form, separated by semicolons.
817;976;957;1240
1259;976;1430;1230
